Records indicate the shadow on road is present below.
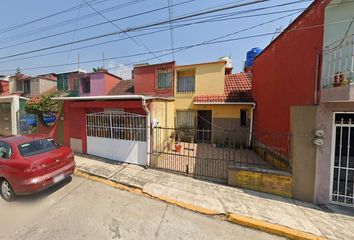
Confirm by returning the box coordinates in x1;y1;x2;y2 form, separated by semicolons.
14;176;73;203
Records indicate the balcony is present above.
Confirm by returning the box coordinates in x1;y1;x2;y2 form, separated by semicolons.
321;35;354;102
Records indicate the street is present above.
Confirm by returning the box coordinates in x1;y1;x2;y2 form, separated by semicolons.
0;176;283;240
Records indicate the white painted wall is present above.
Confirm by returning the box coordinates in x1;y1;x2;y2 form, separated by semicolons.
0;96;21;135
87;137;148;165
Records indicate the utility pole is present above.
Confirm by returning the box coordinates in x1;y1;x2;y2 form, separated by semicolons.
102;52;105;69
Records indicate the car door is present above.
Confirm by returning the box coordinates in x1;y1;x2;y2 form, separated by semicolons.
0;141;23;193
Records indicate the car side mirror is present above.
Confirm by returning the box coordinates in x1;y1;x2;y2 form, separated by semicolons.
0;147;7;158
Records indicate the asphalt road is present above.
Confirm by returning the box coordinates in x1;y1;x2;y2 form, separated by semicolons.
0;176;284;240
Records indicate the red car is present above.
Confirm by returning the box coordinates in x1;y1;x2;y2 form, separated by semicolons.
0;134;75;201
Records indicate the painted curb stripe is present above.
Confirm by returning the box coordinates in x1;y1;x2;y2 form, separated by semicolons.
74;169;328;240
227;214;327;240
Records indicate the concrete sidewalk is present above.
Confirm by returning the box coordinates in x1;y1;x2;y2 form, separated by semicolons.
74;154;354;240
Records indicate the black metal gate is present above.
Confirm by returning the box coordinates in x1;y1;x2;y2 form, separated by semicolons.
150;127;292;182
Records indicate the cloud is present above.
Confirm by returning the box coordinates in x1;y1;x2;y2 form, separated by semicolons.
107;60;132;80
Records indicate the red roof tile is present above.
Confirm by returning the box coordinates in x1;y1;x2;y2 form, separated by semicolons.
108;80;134;95
194;72;253;103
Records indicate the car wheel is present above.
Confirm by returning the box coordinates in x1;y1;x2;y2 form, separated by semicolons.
0;179;15;202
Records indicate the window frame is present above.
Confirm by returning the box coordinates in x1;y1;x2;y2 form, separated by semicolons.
23;80;31;94
156;68;173;90
16;79;23;92
0;141;12;160
177;69;195;93
81;77;90;94
240;109;248;127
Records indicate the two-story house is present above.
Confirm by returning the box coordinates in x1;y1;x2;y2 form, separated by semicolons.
9;73;57;97
175;58;254;145
252;0;354;207
57;69;122;97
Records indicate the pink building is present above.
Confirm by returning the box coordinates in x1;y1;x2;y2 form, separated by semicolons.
79;71;122;97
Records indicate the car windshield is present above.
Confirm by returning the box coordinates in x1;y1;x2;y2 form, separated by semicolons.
18;138;61;157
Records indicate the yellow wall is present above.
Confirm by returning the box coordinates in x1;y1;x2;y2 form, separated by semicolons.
193;104;252;119
175;61;225;110
150;100;175;128
228;168;293;198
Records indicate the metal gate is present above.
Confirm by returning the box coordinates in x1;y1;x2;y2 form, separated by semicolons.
86;111;148;165
331;113;354;207
151;127;290;183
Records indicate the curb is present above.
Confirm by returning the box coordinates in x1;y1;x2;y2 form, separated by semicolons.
74;169;327;240
227;213;327;240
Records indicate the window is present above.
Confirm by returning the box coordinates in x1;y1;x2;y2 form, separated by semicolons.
24;80;30;94
81;77;90;93
16;79;23;92
177;69;195;93
157;69;173;89
18;138;61;157
0;141;12;159
240;109;248;127
176;110;196;128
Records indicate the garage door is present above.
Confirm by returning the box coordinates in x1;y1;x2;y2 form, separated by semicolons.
0;103;12;136
86;111;148;165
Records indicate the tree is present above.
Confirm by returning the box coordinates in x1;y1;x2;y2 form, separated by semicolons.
15;67;21;75
92;67;107;72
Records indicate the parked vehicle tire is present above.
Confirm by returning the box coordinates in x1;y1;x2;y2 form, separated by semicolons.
0;179;15;202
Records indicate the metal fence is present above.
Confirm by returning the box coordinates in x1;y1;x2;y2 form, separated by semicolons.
151;127;291;182
86;111;146;141
322;34;354;88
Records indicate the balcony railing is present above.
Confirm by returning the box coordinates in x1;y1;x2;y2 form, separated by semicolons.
322;35;354;88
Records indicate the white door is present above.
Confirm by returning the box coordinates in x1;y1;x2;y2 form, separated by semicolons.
331;113;354;207
86;111;148;166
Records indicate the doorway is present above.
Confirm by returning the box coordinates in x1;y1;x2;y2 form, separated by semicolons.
331;113;354;207
197;110;212;142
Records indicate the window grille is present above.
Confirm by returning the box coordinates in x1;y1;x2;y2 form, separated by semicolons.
157;68;173;89
86;112;147;142
177;69;195;93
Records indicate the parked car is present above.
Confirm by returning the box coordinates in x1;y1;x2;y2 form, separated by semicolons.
0;134;75;201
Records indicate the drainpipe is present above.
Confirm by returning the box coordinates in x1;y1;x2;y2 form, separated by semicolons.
141;96;151;167
248;103;256;147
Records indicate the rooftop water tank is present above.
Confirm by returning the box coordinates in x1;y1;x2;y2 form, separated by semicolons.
219;56;233;68
245;48;262;68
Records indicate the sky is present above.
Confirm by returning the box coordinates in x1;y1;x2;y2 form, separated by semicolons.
0;0;312;79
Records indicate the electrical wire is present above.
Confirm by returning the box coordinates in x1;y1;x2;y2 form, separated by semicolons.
0;0;308;60
0;10;303;72
82;0;163;62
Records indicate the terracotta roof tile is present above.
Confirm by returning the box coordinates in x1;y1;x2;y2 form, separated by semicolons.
108;80;134;95
194;72;253;103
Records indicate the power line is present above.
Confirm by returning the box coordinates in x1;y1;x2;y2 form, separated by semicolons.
0;0;303;60
0;10;303;72
0;7;315;66
0;0;110;34
0;0;195;50
0;0;147;43
168;0;175;60
82;0;164;62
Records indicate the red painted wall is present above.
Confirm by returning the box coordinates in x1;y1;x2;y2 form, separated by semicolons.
60;100;145;154
252;1;329;154
104;73;121;95
134;62;175;97
0;80;9;95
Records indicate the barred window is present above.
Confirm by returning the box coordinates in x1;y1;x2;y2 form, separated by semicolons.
16;80;23;92
86;112;147;141
177;69;195;93
157;69;173;89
